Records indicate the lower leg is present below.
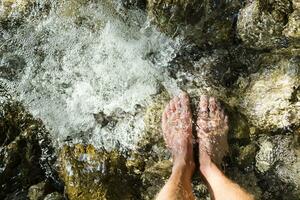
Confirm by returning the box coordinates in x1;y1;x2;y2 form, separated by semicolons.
156;161;195;200
200;151;254;200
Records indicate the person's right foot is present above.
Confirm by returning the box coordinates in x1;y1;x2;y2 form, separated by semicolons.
196;95;229;170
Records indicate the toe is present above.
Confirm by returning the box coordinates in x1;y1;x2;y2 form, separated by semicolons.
164;102;171;117
173;96;180;110
179;92;191;113
209;97;217;116
198;95;209;118
170;99;176;112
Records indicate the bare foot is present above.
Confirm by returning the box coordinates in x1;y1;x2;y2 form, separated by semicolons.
196;95;229;170
162;92;195;174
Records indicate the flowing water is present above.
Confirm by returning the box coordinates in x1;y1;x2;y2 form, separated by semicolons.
1;0;182;150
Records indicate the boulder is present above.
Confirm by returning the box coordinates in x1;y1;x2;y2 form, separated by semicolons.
239;56;300;131
0;102;62;199
255;134;300;199
147;0;242;47
58;144;138;200
237;0;293;49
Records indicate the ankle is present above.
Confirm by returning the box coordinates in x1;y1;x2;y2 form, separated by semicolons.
172;160;195;180
199;151;214;176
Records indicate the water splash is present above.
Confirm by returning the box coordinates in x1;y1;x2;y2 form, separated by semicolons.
1;1;182;150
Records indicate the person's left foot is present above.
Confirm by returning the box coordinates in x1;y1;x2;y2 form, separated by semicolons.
162;92;195;173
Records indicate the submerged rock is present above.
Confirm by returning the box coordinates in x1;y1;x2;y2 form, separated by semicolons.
237;0;293;49
58;144;138;200
0;0;50;26
0;102;62;199
147;0;242;47
0;53;26;80
119;0;147;9
128;90;171;199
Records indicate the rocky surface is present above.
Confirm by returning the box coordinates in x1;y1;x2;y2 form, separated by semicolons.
0;101;63;199
58;144;139;200
1;0;300;199
147;0;242;47
255;134;300;199
238;56;300;131
237;0;293;49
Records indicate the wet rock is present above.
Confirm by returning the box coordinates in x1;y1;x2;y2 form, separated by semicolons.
119;0;147;9
0;0;50;25
141;160;172;200
239;56;300;131
283;10;300;41
0;53;26;80
58;144;138;200
43;192;64;200
127;90;171;199
0;0;33;22
256;138;275;173
236;144;257;168
237;0;293;49
28;181;47;200
0;102;62;199
228;170;262;199
255;134;300;199
147;0;242;47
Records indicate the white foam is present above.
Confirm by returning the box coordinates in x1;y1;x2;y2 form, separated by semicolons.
2;1;182;150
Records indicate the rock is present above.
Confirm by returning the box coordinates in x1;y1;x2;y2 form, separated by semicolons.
141;160;172;200
58;144;138;200
228;170;262;199
128;90;171;199
237;0;293;49
236;144;257;168
0;0;33;22
147;0;242;47
239;56;300;131
255;134;300;199
28;181;47;200
255;138;275;173
119;0;147;9
43;192;64;200
0;53;26;80
283;10;300;40
0;102;61;199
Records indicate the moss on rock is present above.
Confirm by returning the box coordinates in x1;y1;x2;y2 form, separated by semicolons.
58;144;138;200
127;90;171;199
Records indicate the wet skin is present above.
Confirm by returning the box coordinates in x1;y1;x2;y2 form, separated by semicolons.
157;92;254;200
161;93;229;174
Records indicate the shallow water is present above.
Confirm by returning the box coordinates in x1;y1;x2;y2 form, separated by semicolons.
1;0;182;150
